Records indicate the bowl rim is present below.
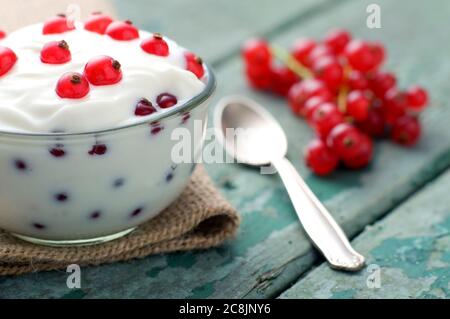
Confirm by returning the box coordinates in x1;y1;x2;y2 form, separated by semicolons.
0;63;216;139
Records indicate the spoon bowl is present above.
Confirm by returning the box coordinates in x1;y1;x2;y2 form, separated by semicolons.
214;96;287;166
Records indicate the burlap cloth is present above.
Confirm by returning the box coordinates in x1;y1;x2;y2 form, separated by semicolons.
0;166;240;276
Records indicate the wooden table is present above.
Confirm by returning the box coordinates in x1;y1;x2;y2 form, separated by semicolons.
1;0;450;299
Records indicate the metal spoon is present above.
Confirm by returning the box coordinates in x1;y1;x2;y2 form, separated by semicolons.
214;96;365;271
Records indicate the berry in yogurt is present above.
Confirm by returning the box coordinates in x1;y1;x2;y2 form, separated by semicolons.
105;20;139;41
141;33;169;57
0;46;17;76
84;55;122;85
84;12;113;35
40;40;71;64
42;14;75;35
56;72;90;99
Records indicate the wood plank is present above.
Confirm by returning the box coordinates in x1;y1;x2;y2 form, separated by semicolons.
280;169;450;299
2;0;450;299
111;0;341;65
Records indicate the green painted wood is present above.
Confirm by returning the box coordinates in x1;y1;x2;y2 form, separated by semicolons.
111;0;342;66
2;0;450;299
280;169;450;299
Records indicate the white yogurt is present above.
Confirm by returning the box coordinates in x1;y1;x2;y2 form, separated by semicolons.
0;22;205;133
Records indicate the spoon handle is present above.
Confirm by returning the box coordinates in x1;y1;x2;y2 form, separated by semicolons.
272;157;365;271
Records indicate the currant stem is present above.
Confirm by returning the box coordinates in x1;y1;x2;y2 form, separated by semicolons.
270;45;313;79
337;64;352;113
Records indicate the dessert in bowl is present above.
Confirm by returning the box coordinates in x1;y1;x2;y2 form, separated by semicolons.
0;14;215;245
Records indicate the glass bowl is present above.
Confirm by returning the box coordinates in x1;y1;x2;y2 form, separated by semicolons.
0;64;216;246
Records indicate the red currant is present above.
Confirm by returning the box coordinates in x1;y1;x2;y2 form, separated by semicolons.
310;102;344;139
327;123;360;158
346;90;370;121
40;40;71;64
0;46;17;77
347;70;369;90
306;45;333;67
185;52;205;79
391;115;421;146
406;85;428;112
135;98;156;116
0;30;6;39
311;56;343;90
141;33;169;57
304;96;330;122
245;64;272;90
270;65;299;96
357;108;385;138
84;12;113;34
369;71;396;98
304;139;339;176
343;133;373;169
105;20;139;41
291;38;316;66
344;40;376;72
242;38;271;66
381;88;407;125
371;42;385;68
56;72;90;99
287;79;332;116
156;93;178;108
42;14;75;35
84;55;122;86
325;28;351;54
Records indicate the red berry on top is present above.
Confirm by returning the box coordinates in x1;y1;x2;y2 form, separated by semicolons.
369;71;396;98
84;55;122;86
291;38;316;66
105;20;139;41
135;98;156;116
0;46;17;77
84;12;113;34
43;14;75;35
270;65;299;96
310;102;344;139
56;72;90;99
346;90;370;121
344;40;376;72
287;79;332;116
357;108;385;138
311;56;343;90
185;52;205;79
347;70;369;90
0;30;6;39
156;93;178;108
391;115;421;146
141;33;169;57
40;40;71;64
325;28;351;54
304;139;339;176
242;38;271;66
406;85;428;112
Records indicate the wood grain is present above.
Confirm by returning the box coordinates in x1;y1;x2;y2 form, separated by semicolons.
280;169;450;299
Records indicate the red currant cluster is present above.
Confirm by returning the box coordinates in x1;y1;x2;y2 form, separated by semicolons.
242;29;429;176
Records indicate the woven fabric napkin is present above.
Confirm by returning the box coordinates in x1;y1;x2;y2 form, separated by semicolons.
0;166;240;276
